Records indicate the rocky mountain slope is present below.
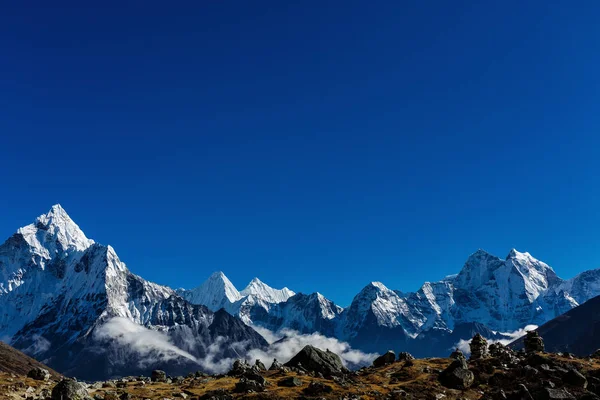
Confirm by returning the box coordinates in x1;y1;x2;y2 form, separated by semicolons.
0;205;267;380
0;340;61;379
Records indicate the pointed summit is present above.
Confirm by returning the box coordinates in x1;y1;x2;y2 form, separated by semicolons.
177;271;241;311
17;204;94;254
240;277;295;304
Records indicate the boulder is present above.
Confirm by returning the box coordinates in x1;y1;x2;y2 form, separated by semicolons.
151;370;167;382
51;379;89;400
278;376;303;387
439;358;474;390
269;358;283;371
524;331;544;353
470;333;489;360
284;345;347;376
255;359;267;371
564;369;587;389
535;388;575;400
373;351;396;367
450;348;466;361
27;367;50;381
303;381;333;395
398;352;415;362
198;389;233;400
234;376;266;393
228;359;251;376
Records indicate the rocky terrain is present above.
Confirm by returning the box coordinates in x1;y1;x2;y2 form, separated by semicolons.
4;331;600;400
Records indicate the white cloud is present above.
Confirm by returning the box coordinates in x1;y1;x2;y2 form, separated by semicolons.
94;317;199;367
24;335;51;356
452;325;538;357
93;318;376;374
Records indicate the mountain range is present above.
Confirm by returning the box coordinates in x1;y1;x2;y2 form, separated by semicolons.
2;205;600;379
178;248;600;355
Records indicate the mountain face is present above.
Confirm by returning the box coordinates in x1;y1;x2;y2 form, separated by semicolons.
510;294;600;356
180;250;600;357
0;205;267;380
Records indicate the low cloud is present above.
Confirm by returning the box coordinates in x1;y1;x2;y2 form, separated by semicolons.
247;327;377;369
93;318;376;374
24;335;51;356
453;325;538;356
189;326;377;374
94;317;199;367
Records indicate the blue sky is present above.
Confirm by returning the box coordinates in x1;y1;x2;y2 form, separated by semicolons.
1;1;599;306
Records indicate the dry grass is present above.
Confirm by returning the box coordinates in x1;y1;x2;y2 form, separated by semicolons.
3;354;600;399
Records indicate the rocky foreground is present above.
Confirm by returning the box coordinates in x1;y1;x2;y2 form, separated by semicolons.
3;332;600;400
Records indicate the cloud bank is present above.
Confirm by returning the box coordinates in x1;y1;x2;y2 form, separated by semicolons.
94;317;199;367
93;318;377;374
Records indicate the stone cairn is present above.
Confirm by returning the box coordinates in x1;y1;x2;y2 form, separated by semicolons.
469;333;488;360
524;331;544;353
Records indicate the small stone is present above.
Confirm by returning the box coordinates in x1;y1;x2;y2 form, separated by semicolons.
278;376;303;387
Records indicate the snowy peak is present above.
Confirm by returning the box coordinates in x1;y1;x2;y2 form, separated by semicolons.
18;204;94;254
240;277;295;304
177;271;242;312
347;281;422;333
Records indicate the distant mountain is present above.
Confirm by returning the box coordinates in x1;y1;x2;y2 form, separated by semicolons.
0;205;267;380
511;295;600;356
180;250;600;357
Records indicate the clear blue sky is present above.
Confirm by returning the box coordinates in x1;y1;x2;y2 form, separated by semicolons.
1;1;599;306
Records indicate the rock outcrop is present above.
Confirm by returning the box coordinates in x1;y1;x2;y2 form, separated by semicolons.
284;345;348;377
373;350;396;367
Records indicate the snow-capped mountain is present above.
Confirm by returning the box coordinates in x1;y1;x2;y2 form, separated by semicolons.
176;271;242;312
0;205;267;380
240;277;295;304
4;204;600;376
179;248;600;357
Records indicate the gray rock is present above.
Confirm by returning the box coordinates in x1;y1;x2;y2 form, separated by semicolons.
564;369;587;389
439;359;474;390
198;388;234;400
373;350;396;367
278;376;303;387
51;379;89;400
255;359;267;371
151;370;167;382
284;345;347;376
470;333;489;360
524;331;544;353
268;358;283;371
450;348;466;361
303;381;333;395
398;352;415;362
234;376;266;392
27;367;50;381
536;388;575;400
228;359;251;376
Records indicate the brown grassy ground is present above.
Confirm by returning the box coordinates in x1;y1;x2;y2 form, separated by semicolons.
0;341;61;379
2;355;600;399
